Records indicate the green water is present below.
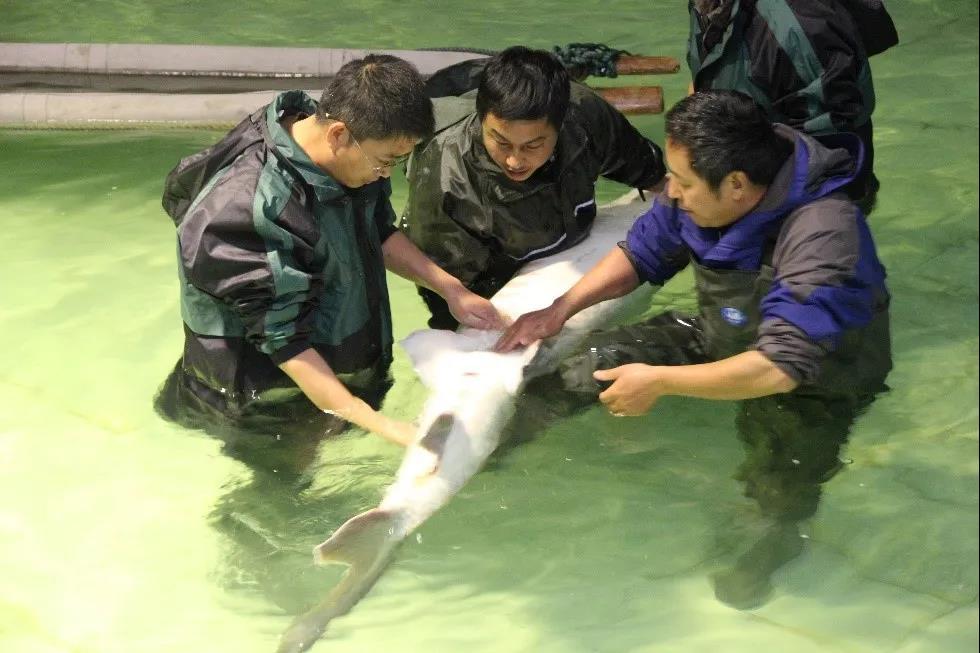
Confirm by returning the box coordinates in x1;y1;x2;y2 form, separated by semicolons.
1;2;977;652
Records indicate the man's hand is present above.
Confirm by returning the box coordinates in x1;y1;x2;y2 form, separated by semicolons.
380;232;506;330
493;301;569;352
445;285;507;330
595;364;666;416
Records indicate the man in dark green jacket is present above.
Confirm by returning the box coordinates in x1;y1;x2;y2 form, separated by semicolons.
402;46;667;329
687;0;898;213
157;55;503;449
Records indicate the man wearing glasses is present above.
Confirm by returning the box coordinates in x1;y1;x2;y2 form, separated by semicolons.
157;55;503;455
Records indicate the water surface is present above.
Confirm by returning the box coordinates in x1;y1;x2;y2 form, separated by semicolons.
0;2;977;652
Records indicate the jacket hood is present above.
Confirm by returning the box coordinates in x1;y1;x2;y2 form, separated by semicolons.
693;0;738;52
683;123;862;268
162;91;346;227
758;123;862;213
263;91;348;203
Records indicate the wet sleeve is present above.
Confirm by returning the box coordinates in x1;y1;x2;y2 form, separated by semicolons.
401;141;491;286
575;84;666;189
756;199;875;383
621;196;689;285
179;174;320;364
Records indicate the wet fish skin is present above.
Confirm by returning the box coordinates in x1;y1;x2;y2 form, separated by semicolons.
277;194;655;652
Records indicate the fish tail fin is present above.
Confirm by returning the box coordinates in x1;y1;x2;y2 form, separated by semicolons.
313;507;399;567
276;508;400;653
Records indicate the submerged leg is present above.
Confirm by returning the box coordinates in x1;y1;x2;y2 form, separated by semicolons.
710;519;806;609
555;311;709;397
712;393;876;609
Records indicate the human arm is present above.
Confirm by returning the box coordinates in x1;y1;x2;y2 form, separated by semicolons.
594;351;797;416
279;349;415;445
494;196;686;352
573;83;666;189
494;245;640;352
757;198;885;385
382;230;505;330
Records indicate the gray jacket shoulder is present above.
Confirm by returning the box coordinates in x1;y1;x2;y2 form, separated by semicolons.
773;195;862;283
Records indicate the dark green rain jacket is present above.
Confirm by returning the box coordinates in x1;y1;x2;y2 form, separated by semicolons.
402;62;665;328
687;0;897;209
161;91;394;414
687;0;897;135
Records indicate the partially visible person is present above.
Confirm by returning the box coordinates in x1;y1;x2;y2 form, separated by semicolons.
402;46;667;329
156;55;503;456
686;0;898;213
497;90;892;608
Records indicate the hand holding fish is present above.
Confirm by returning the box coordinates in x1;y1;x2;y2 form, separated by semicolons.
445;284;507;330
493;301;569;352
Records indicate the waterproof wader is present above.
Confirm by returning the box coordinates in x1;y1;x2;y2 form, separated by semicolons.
155;358;393;479
535;255;888;607
549;256;890;524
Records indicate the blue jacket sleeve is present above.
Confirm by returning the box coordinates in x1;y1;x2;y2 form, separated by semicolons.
622;196;689;285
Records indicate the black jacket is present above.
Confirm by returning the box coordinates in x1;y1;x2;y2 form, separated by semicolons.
402;60;665;328
687;0;898;209
688;0;897;134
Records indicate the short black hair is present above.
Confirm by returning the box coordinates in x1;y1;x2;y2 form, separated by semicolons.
317;54;434;141
665;90;793;190
476;46;571;128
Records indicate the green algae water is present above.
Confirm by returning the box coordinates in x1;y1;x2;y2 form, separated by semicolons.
0;2;977;652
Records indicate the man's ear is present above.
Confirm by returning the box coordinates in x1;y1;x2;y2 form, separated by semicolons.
323;121;350;152
727;171;749;198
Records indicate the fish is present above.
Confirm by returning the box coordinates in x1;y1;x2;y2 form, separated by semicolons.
276;192;655;652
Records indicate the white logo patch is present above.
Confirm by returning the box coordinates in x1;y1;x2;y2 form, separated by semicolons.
720;307;748;326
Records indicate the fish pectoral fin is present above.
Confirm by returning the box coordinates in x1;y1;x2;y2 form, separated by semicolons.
313;508;398;568
414;413;455;477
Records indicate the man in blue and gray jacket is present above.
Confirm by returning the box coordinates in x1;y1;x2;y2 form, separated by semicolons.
496;90;891;609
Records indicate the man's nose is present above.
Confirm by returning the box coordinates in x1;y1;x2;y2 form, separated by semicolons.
665;175;680;199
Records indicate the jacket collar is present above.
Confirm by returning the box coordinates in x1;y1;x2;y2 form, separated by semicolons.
684;123;861;266
756;124;860;213
264;91;348;203
461;111;589;203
